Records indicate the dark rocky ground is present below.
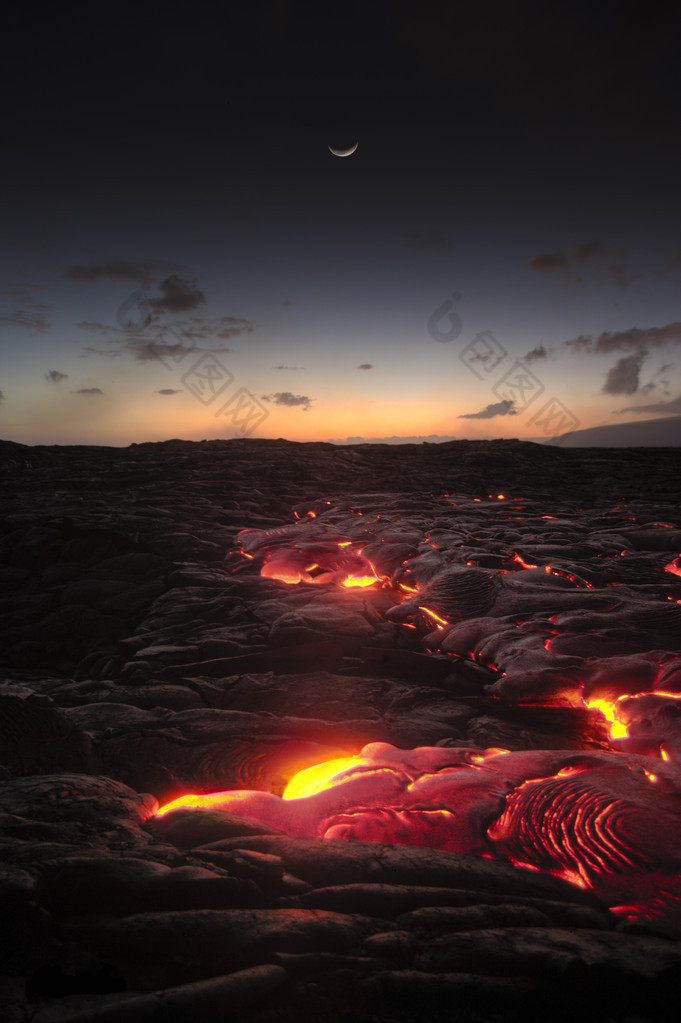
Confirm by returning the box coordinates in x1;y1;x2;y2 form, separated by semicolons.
1;436;680;1022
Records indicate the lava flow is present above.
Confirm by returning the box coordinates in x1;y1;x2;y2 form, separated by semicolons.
156;743;681;930
213;499;681;929
257;541;382;588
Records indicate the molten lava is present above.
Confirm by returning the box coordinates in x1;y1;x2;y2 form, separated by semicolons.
225;499;681;930
282;755;366;799
155;742;681;931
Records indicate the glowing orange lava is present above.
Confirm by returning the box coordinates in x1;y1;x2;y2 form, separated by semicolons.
584;697;629;739
282;755;366;799
155;790;244;817
418;606;450;628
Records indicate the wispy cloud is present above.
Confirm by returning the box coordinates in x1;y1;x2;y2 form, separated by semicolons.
564;322;681;356
572;239;609;263
0;310;50;332
153;388;182;396
275;365;304;370
614;394;681;416
527;252;572;278
357;363;374;370
45;369;68;382
74;387;104;396
653;250;681;277
142;275;206;316
261;392;313;411
78;314;252;363
522;343;547;363
63;259;191;285
458;399;516;419
528;239;640;289
1;283;46;305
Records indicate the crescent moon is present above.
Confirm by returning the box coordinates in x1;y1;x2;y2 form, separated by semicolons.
328;142;358;157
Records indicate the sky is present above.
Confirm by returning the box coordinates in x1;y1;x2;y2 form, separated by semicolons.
1;1;680;447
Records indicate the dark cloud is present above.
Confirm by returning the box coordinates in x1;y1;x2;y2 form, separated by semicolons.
604;262;640;289
45;369;68;382
275;365;304;370
1;283;45;305
458;399;517;419
614;393;681;416
564;322;681;355
74;387;104;396
572;239;609;263
357;363;374;370
602;353;646;395
154;388;182;396
404;228;448;248
77;316;250;363
127;341;225;364
328;434;460;445
523;344;547;363
527;240;640;287
143;275;206;316
64;259;189;285
0;390;4;402
653;250;681;277
0;310;50;332
527;252;571;275
261;392;312;411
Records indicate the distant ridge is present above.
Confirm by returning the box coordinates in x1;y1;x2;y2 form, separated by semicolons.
551;416;680;448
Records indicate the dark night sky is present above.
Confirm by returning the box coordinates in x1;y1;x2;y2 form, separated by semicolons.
2;1;680;445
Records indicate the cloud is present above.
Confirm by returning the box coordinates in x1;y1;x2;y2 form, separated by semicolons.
261;392;313;411
458;399;517;419
523;343;547;363
275;365;303;370
527;240;642;288
328;434;460;445
0;310;50;332
404;228;448;248
602;352;646;395
142;275;206;316
74;387;104;396
154;388;182;396
63;259;190;285
653;250;681;277
564;322;681;356
604;262;641;289
614;393;681;416
527;252;571;276
45;369;68;382
1;283;46;305
282;298;293;307
357;363;374;370
572;239;609;263
77;315;251;363
0;390;4;402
